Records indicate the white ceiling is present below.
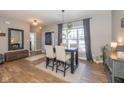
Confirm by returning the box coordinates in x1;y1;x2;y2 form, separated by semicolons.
0;10;111;25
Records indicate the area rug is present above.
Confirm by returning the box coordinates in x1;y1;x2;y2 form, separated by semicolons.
25;54;45;62
35;61;85;83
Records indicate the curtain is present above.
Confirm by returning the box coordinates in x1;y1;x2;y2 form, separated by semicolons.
83;18;93;62
58;24;63;45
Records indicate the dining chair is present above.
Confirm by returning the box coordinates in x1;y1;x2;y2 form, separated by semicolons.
55;46;71;77
45;45;56;71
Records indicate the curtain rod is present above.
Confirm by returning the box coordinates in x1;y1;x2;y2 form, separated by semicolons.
61;17;92;24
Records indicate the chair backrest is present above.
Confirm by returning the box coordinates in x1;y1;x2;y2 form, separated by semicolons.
45;45;55;58
55;46;66;62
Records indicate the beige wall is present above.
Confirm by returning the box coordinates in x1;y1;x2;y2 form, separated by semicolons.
0;17;30;54
112;10;124;45
42;11;112;60
30;25;42;50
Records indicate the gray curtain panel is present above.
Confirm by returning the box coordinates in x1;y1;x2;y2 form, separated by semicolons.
83;18;93;62
58;24;63;45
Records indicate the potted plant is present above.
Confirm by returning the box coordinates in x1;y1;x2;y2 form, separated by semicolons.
95;56;101;64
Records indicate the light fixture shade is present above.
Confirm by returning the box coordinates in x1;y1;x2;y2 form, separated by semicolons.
67;23;73;29
33;20;38;26
111;42;117;48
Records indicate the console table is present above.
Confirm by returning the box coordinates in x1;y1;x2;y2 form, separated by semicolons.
0;54;4;64
110;52;124;83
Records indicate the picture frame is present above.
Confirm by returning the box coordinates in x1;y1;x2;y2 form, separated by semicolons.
8;28;24;51
121;17;124;28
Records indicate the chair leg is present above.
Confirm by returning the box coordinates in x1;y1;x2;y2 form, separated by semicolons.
56;61;59;73
64;62;66;77
52;59;54;71
62;62;64;67
46;58;49;69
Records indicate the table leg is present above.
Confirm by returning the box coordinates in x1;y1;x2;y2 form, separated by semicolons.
112;60;115;83
75;49;78;66
71;52;74;73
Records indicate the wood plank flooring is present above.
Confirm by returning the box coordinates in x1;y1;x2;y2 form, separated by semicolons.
79;61;108;83
0;58;108;83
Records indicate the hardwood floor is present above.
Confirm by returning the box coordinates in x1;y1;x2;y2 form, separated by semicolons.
0;59;65;83
79;60;108;83
0;58;108;83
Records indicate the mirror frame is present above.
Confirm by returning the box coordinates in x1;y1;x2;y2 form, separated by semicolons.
8;28;24;51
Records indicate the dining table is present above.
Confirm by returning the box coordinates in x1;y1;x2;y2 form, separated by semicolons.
65;48;79;74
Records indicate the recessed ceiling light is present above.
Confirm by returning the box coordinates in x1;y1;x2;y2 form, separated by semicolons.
39;26;42;29
5;21;10;25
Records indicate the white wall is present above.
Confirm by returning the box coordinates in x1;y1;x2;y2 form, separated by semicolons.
42;11;112;60
112;10;124;45
0;17;30;54
90;12;112;59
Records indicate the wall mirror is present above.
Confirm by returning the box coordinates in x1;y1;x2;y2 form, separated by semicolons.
8;28;24;50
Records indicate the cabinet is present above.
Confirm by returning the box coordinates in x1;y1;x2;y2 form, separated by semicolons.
5;50;29;62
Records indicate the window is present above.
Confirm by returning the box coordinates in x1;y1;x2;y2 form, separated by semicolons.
62;21;86;59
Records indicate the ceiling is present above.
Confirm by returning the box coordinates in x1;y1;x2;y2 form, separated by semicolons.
0;10;111;25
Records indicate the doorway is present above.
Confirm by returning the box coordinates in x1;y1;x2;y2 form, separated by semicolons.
30;32;36;51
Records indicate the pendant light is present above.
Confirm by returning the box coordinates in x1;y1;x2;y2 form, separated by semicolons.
62;10;65;23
